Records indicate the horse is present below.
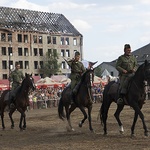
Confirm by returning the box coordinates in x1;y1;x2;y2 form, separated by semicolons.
58;69;94;131
100;60;150;137
0;73;36;130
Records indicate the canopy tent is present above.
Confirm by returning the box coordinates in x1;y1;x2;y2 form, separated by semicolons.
36;77;65;89
0;79;10;90
93;76;107;86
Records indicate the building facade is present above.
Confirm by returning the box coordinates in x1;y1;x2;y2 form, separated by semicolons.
0;7;83;79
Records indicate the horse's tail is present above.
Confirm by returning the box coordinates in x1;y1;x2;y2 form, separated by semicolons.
58;97;65;120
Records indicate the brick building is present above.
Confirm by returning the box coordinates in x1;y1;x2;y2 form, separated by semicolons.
0;7;83;79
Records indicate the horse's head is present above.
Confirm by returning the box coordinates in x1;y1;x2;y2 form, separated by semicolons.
81;68;94;88
143;60;150;85
24;73;36;91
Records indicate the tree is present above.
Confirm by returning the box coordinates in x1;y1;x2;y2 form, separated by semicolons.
94;66;102;77
39;50;61;77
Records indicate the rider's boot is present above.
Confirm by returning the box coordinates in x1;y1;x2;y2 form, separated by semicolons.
117;93;124;105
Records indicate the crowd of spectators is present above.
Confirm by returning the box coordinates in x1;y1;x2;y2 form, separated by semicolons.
27;83;104;110
0;83;104;110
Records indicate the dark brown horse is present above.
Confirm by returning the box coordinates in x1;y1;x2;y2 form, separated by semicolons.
0;73;36;130
100;60;150;137
58;69;94;131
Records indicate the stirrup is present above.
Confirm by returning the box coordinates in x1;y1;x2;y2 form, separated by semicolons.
10;103;15;109
117;98;124;105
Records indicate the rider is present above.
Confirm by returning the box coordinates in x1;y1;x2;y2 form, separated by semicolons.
66;51;86;104
116;44;138;105
9;61;24;107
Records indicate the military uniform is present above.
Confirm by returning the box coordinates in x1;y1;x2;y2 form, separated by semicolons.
67;59;86;90
10;69;24;90
116;54;138;94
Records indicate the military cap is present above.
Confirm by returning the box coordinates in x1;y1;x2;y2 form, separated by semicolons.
124;44;131;50
15;61;20;66
75;51;80;56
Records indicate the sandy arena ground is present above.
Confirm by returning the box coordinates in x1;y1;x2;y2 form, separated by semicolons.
0;100;150;150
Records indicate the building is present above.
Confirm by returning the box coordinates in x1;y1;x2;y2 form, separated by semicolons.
0;6;83;79
99;43;150;77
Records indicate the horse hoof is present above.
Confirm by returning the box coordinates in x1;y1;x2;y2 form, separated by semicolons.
144;132;148;137
103;132;107;136
119;131;124;134
79;122;82;128
131;134;135;138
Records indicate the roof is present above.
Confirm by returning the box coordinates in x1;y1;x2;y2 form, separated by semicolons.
99;43;150;67
132;43;150;63
0;6;81;36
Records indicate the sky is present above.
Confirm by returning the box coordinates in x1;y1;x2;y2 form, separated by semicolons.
1;0;150;65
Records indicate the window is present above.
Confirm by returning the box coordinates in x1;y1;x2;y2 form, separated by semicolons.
61;37;65;45
73;38;77;45
34;48;38;56
61;61;65;69
33;35;37;43
110;71;114;76
8;47;13;56
65;37;69;45
3;74;7;79
48;49;52;56
25;61;29;69
66;64;70;69
8;33;12;42
19;61;23;69
18;48;23;56
52;37;56;44
47;36;51;44
53;49;57;57
2;47;6;55
34;61;38;69
24;48;29;56
39;36;42;44
66;50;70;57
2;61;7;69
1;33;6;41
40;61;43;69
39;48;43;56
9;61;13;70
18;34;22;42
24;35;28;43
61;49;65;57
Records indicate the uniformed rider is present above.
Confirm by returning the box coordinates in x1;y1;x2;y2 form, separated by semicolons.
9;61;24;107
66;51;86;104
116;44;138;105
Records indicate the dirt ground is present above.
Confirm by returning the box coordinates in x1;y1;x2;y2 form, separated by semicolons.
0;100;150;150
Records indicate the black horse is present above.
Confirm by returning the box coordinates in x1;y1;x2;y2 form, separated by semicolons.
100;60;150;137
58;69;94;131
0;73;36;130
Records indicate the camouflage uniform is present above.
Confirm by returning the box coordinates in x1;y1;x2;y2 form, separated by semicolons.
116;54;138;94
67;59;86;90
9;69;24;90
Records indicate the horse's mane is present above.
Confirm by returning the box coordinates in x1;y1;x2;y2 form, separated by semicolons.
80;69;91;83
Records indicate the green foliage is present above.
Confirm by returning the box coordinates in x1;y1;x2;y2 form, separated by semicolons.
94;66;102;77
39;51;61;77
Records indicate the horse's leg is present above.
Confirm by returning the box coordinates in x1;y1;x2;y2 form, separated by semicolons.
100;101;112;135
87;105;93;131
22;112;26;129
78;106;88;129
114;104;124;134
131;111;138;137
131;104;148;136
1;106;6;129
65;104;76;131
8;107;16;129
